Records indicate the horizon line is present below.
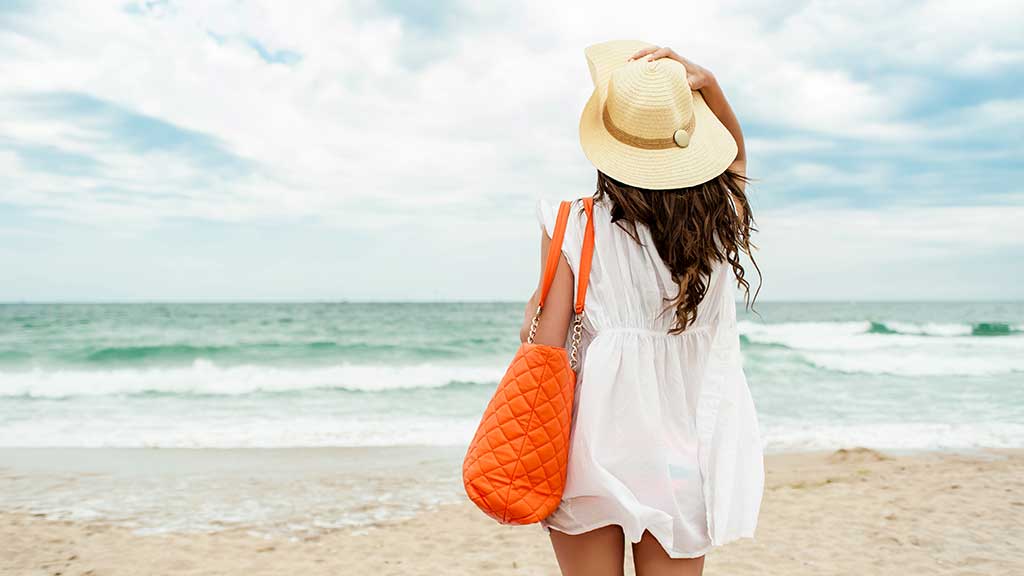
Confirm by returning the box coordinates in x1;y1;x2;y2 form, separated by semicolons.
1;298;1021;305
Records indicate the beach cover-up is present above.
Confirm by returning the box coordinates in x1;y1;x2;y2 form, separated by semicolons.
536;196;764;558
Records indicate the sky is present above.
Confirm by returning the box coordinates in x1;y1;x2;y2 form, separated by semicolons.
0;0;1022;302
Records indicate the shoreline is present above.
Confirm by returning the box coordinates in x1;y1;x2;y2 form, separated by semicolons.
2;447;1022;575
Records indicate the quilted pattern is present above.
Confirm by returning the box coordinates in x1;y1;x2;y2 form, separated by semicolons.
462;342;576;524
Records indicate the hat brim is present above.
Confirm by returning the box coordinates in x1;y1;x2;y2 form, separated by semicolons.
584;39;656;88
579;42;739;190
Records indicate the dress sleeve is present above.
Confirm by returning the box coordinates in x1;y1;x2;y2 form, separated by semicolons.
535;196;559;239
534;196;581;276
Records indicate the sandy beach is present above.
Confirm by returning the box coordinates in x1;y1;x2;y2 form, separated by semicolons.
2;447;1021;575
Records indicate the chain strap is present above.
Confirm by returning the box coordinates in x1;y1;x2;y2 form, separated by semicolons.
569;313;584;371
526;306;542;344
527;306;585;372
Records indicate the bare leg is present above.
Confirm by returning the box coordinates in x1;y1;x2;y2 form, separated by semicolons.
549;524;626;576
631;530;704;576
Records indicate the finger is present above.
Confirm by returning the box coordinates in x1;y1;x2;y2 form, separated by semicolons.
646;47;672;62
628;46;659;61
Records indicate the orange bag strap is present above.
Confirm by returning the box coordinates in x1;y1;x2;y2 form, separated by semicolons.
530;198;596;370
536;201;572;308
537;199;596;311
575;197;595;315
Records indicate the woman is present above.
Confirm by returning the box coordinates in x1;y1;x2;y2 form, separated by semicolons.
522;40;764;576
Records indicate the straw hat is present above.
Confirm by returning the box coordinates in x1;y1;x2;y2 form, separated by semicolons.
579;40;738;190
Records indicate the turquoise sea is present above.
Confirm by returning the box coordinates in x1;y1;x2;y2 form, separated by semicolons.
1;302;1022;451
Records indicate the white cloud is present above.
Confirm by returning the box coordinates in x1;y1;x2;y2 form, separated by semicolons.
764;0;1024;72
0;0;1021;300
967;98;1024;125
6;0;1016;225
753;204;1024;300
955;46;1024;74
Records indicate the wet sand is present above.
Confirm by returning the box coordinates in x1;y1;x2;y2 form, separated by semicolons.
2;448;1022;575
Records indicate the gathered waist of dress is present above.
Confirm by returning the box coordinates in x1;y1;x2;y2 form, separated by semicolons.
591;325;712;338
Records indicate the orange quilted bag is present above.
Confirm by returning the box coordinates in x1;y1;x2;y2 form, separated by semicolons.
462;198;595;524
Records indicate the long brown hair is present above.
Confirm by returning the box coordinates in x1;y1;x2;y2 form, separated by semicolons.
595;169;760;334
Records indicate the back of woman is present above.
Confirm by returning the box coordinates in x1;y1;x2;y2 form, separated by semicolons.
536;184;762;554
523;40;765;576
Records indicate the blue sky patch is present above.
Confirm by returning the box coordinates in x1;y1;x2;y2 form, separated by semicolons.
11;91;252;175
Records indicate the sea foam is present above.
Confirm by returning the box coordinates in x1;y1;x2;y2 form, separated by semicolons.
739;320;1024;376
0;360;503;398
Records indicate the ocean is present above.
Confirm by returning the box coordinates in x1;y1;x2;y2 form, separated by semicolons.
1;301;1022;452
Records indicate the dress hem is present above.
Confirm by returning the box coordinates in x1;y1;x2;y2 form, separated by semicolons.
541;521;757;560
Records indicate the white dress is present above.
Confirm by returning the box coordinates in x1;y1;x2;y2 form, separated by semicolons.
536;196;764;558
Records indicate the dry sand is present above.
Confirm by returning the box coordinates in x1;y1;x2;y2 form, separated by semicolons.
2;448;1022;575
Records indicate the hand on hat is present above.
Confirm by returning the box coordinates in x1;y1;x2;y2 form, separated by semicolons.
628;46;715;92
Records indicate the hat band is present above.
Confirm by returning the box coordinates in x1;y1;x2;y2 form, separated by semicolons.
602;105;695;150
